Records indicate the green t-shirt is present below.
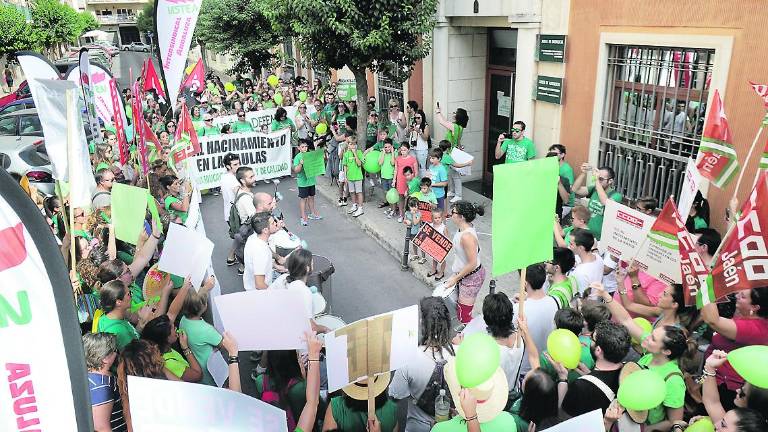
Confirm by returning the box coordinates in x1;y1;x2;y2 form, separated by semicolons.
342;149;364;181
500;137;535;163
331;396;398;432
232;120;254;133
95;162;110;172
380;152;395;180
271;118;295;132
548;275;577;309
539;334;595;383
441;152;455;168
335;112;351;134
559;162;575;206
196;125;220;136
431;411;518;432
163;348;189;378
636;354;685;425
444;123;464;148
693;216;708;230
586;187;623;240
366;123;378;147
562;225;574;246
165;195;188;224
179;316;223;386
262;101;276;109
97;315;139;350
255;374;307;419
372;141;401;151
407;177;421;194
293;153;316;188
410;190;437;205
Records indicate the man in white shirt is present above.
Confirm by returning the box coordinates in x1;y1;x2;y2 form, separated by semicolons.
234;166;257;275
221;153;241;265
568;228;605;297
243;213;280;290
514;264;558;381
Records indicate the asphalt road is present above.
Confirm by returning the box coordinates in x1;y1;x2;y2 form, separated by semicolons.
112;51;156;91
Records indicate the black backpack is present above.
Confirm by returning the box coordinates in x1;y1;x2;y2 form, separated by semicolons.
416;358;454;416
228;192;250;239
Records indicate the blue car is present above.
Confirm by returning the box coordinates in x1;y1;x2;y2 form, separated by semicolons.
0;98;35;118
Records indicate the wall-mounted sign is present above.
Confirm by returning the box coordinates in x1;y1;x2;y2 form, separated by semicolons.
538;35;566;63
535;76;563;105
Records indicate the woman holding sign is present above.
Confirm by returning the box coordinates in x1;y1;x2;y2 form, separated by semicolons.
445;200;485;325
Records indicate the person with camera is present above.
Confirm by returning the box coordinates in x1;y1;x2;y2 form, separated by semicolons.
494;121;535;164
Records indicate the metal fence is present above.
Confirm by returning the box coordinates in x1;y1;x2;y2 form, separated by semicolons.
376;69;404;112
598;44;715;206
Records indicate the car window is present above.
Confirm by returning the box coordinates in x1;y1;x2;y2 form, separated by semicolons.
19;115;42;136
0;117;17;136
0;153;10;170
0;104;23;116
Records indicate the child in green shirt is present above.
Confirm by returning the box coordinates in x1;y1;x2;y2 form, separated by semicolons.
341;136;365;217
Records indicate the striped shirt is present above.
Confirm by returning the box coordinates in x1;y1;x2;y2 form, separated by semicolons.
88;372;127;432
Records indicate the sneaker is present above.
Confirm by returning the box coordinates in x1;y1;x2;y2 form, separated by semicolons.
450;195;462;203
447;191;455;198
385;209;394;218
378;202;388;208
237;265;245;276
347;204;358;214
337;199;348;207
397;216;403;223
353;207;364;217
308;214;323;220
301;219;308;226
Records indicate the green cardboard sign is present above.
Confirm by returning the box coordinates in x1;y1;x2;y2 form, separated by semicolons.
112;183;148;245
302;149;326;178
492;157;559;276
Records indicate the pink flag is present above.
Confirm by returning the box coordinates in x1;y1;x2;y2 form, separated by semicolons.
109;78;129;165
749;81;768;109
696;89;740;188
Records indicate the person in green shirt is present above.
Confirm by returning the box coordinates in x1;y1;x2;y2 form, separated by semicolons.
293;139;322;226
196;115;220;136
409;177;438;208
271;107;297;133
96;280;156;350
539;309;595;383
324;375;399;432
342;136;365;217
376;139;397;215
554;205;591;248
545;247;577;308
494;121;535;164
549;144;575;206
160;175;191;224
366;111;379;149
572;165;623;240
231;110;254;133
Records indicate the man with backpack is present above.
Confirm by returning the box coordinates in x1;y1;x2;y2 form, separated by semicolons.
230;166;257;275
221;153;241;266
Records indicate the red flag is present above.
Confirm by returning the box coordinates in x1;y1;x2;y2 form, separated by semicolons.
674;209;710;307
181;60;205;94
696;89;740;188
143;120;161;154
109;78;129;165
171;103;201;164
142;59;167;101
131;80;149;175
749;81;768;110
702;171;768;306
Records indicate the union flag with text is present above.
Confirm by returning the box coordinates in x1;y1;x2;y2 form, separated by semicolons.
172;103;201;164
701;172;768;306
696;89;740;188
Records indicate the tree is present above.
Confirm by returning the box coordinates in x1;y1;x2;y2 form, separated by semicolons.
263;0;438;145
136;1;154;35
0;5;40;57
195;0;284;75
31;0;83;55
78;11;99;35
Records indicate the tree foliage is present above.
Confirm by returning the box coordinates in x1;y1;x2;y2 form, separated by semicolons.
196;0;284;75
29;0;99;54
0;5;39;57
78;11;99;34
136;1;154;35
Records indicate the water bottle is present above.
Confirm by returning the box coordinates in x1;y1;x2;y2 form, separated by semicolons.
434;389;450;423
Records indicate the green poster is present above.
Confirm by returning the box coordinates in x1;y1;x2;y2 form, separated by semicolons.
302;149;326;178
112;183;149;245
337;78;357;101
492;157;559;277
147;191;161;228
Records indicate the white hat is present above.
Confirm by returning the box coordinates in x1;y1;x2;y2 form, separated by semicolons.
444;357;508;423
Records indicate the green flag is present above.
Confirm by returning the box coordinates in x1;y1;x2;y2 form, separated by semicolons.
112;183;149;245
147;191;161;228
492;157;559;277
302;149;326;178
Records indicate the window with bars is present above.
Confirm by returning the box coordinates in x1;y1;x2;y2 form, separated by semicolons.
598;45;714;206
376;68;404;113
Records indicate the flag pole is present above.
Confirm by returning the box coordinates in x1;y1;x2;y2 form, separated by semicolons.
749;124;767;191
65;89;78;278
733;124;765;196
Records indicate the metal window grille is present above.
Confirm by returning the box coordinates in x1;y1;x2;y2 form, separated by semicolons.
598;45;714;206
376;69;404;112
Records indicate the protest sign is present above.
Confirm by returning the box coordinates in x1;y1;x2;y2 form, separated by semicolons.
128;375;288;431
214;290;312;351
492;158;559;277
677;158;704;223
634;198;683;286
412;224;453;262
451;148;474;176
337;78;357;101
539;409;602;431
701;171;768;306
188;129;292;189
601;200;656;259
207;351;229;388
302;149;326;178
325;305;418;392
157;223;214;289
66;61;120;129
111;183;149;245
0;170;91;431
77;49;103;145
417;200;434;222
156;0;203;110
213;105;317;131
676;217;709;307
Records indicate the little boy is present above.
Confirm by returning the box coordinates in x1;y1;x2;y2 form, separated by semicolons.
404;197;426;264
377;139;397;216
554;205;591;247
427;209;449;281
341;136;365;217
410;177;437;209
427;148;449;213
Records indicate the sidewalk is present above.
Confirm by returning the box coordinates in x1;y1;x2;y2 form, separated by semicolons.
314;175;521;314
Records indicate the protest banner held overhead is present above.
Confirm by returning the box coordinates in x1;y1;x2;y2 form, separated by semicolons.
189;129;293;189
65;61;126;130
633;198;683;286
601;200;656;260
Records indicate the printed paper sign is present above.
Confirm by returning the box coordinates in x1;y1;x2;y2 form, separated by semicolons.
677;158;704;223
157;0;203;110
412;224;453;263
540;409;602;431
601;200;656;259
207;351;229;388
325;305;418;392
634;200;683;285
214;290;312;351
128;375;288;431
451;148;474;176
188;129;292;189
157;223;214;289
417;200;434;222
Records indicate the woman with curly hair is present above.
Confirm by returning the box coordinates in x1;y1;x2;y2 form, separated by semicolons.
116;339;173;431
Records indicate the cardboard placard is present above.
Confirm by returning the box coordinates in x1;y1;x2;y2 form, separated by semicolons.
417;200;433;223
302;149;326;179
677;158;704;223
412;224;453;262
600;200;656;259
157;223;214;290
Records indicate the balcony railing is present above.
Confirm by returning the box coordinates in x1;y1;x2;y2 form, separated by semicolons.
96;14;137;24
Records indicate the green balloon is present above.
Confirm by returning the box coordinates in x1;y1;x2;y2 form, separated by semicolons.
224;82;236;92
456;333;500;388
267;74;279;88
315;123;328;136
617;370;666;410
273;93;284;106
686;417;715;432
728;345;768;388
386;188;400;204
363;150;382;173
632;317;652;343
299;91;308;102
546;329;581;369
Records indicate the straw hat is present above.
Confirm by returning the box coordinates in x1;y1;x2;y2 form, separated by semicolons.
619;362;648;424
444;357;508;423
142;264;169;301
342;373;391;401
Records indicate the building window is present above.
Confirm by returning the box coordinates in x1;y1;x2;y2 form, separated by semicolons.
489;29;516;68
376;68;404;113
599;44;714;205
